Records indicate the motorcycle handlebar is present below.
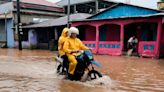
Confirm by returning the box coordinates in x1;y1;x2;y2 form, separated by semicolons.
70;49;92;54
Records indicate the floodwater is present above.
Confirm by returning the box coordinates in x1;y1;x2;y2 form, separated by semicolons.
0;49;164;92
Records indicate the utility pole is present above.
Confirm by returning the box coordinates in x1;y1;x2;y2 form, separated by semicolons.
67;0;70;28
16;0;22;50
95;0;99;13
4;12;7;47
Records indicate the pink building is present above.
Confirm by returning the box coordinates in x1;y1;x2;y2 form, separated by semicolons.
71;3;164;58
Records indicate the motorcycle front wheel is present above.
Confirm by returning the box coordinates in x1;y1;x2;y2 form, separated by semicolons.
88;70;102;80
57;64;62;73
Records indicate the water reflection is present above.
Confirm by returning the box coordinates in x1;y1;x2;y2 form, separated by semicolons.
0;49;164;92
95;55;164;92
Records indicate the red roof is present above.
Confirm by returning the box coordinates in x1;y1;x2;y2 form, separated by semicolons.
12;0;57;7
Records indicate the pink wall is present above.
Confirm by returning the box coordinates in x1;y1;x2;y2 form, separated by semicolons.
98;41;121;55
83;41;97;53
138;41;156;57
72;17;161;27
72;17;162;57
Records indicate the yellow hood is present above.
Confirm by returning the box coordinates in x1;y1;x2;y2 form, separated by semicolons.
61;27;69;37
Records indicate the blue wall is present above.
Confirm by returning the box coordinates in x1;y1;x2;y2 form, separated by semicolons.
91;5;158;19
7;18;14;48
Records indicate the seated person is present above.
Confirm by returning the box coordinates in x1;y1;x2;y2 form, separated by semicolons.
63;27;90;78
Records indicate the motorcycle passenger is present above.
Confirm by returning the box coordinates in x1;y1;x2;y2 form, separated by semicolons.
58;27;69;57
63;27;90;79
57;27;69;73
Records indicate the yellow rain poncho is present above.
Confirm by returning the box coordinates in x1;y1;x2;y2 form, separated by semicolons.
58;28;69;57
63;37;89;75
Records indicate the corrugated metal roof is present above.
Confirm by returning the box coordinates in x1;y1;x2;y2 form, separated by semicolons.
56;0;118;6
88;3;161;19
23;13;91;28
72;13;164;22
0;2;13;14
12;0;57;7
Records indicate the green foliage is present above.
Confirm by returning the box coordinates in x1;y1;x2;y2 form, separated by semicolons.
161;0;164;2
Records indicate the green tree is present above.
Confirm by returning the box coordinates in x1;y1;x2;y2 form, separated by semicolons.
161;0;164;2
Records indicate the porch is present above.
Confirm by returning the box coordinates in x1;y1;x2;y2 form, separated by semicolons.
72;16;163;58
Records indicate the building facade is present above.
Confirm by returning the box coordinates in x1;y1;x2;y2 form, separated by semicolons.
0;0;64;48
71;3;163;58
56;0;117;14
22;13;91;50
157;0;164;10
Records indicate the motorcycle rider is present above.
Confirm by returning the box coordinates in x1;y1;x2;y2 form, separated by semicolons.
63;27;90;79
57;27;69;73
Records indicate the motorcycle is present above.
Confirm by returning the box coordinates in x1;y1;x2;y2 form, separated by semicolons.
55;50;102;81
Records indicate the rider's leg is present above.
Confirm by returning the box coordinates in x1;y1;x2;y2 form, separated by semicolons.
67;54;77;75
61;55;67;73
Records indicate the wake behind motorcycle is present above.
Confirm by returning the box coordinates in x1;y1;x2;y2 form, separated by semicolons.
55;50;102;81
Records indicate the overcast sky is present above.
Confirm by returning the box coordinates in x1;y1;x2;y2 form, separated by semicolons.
46;0;159;9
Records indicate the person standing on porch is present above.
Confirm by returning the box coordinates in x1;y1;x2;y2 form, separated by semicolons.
127;36;138;56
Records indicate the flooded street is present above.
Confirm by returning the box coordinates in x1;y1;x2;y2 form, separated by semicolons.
0;49;164;92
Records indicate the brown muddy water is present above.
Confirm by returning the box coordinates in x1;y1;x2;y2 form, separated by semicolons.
0;49;164;92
